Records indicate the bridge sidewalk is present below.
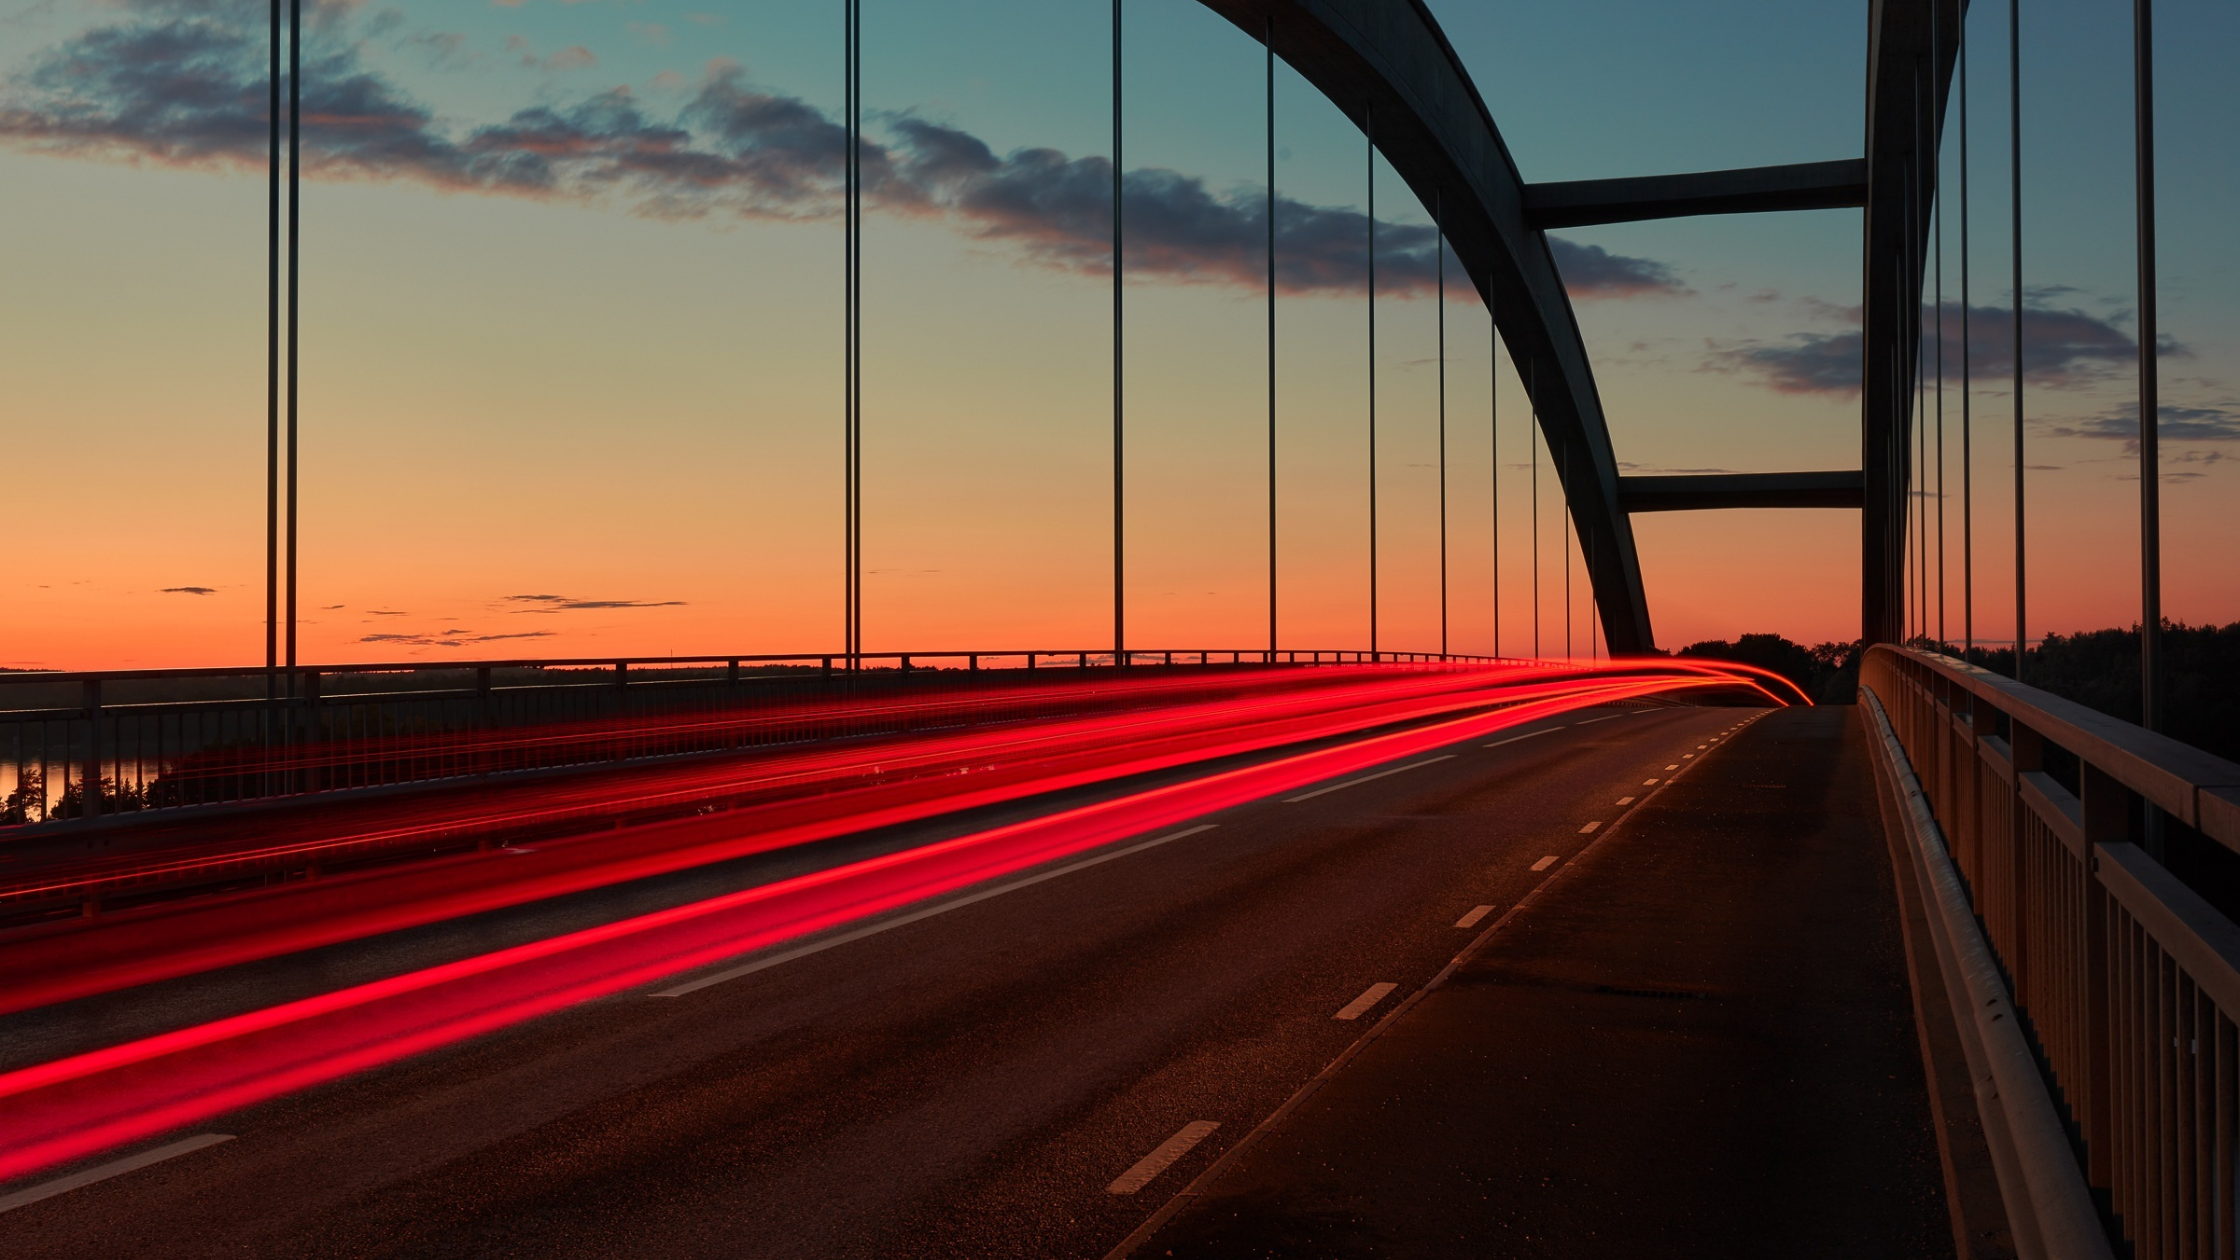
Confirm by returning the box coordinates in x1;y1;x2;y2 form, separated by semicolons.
1133;705;1967;1258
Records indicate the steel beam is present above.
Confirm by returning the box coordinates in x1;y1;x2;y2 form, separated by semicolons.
1863;0;1962;645
1523;159;1868;230
1199;0;1655;653
1619;471;1866;513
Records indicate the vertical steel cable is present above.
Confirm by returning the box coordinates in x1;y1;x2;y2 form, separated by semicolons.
1365;107;1377;658
1266;19;1277;660
1934;0;1946;649
1961;4;1974;659
1561;446;1571;659
1112;0;1125;665
1437;197;1448;657
842;0;855;663
1529;363;1539;659
2135;0;2161;728
265;0;280;699
2010;0;2026;681
1915;69;1929;646
1490;286;1499;658
842;0;853;662
285;0;299;677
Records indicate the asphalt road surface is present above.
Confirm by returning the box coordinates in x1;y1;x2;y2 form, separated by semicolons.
0;701;1939;1259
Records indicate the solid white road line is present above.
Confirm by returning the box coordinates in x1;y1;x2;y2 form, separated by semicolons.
1616;796;1635;805
1530;855;1560;872
1455;905;1495;929
1107;1121;1220;1195
1334;982;1399;1021
0;1134;233;1215
1572;714;1626;725
1578;821;1602;834
1285;756;1454;803
652;824;1220;997
1483;729;1553;749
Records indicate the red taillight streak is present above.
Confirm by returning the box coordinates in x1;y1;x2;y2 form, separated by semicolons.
9;666;1552;903
0;673;1741;1182
0;669;1638;1016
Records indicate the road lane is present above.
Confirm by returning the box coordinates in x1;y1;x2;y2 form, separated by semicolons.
0;702;1745;1260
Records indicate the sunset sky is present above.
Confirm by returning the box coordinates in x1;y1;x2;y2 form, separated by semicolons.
3;0;2234;670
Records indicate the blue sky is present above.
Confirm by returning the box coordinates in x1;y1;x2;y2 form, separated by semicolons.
0;0;2231;667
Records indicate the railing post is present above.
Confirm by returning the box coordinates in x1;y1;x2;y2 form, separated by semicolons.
2081;762;2138;1194
728;658;741;687
302;670;322;792
80;677;101;819
1966;696;1998;893
2009;718;2043;997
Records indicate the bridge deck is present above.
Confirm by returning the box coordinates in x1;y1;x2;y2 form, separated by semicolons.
1140;705;1957;1257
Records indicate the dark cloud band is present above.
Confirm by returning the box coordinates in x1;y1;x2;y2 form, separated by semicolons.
0;8;1678;301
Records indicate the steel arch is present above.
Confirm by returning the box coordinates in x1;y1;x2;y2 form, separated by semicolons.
1198;0;1656;654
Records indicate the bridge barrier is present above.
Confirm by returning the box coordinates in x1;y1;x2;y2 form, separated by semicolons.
1864;644;2240;1259
0;649;1521;830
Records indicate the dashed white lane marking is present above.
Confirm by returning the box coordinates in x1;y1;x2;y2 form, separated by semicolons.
1573;714;1625;725
1285;756;1454;803
1696;745;1708;750
1334;982;1400;1021
1616;796;1636;805
1530;855;1560;872
1107;1121;1220;1195
1483;729;1553;748
1455;904;1495;929
1682;754;1695;759
1665;764;1680;770
0;1134;234;1215
1643;778;1659;785
1578;821;1602;834
653;824;1220;997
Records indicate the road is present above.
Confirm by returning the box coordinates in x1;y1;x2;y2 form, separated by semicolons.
0;701;1915;1258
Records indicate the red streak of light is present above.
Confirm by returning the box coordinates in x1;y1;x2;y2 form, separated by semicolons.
1;666;1648;1013
0;670;1755;1183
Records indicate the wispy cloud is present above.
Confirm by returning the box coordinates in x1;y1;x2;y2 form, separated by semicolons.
160;585;216;595
359;630;556;647
1706;299;2157;396
2042;402;2240;452
503;593;687;612
0;6;1679;301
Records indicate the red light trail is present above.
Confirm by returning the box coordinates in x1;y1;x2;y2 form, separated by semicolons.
0;662;1796;1184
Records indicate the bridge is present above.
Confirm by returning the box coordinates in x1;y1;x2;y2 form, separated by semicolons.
0;2;2230;1258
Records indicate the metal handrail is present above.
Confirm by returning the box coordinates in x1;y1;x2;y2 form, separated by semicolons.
1863;643;2240;1258
0;648;1533;830
0;646;1519;692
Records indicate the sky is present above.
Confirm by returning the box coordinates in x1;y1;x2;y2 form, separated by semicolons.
1;0;2233;670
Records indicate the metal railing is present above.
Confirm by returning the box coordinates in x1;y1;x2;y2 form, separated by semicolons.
0;647;1514;829
1864;644;2240;1258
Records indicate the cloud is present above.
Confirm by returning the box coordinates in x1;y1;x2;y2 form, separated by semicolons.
503;593;687;611
2042;402;2240;451
1708;299;2154;396
160;585;216;595
359;630;556;648
1546;237;1683;298
0;9;1680;301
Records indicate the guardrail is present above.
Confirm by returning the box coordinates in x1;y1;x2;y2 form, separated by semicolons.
1863;644;2240;1258
0;647;1513;828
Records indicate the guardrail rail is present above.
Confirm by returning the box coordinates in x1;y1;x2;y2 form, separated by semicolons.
1864;643;2240;1259
1;647;1514;828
